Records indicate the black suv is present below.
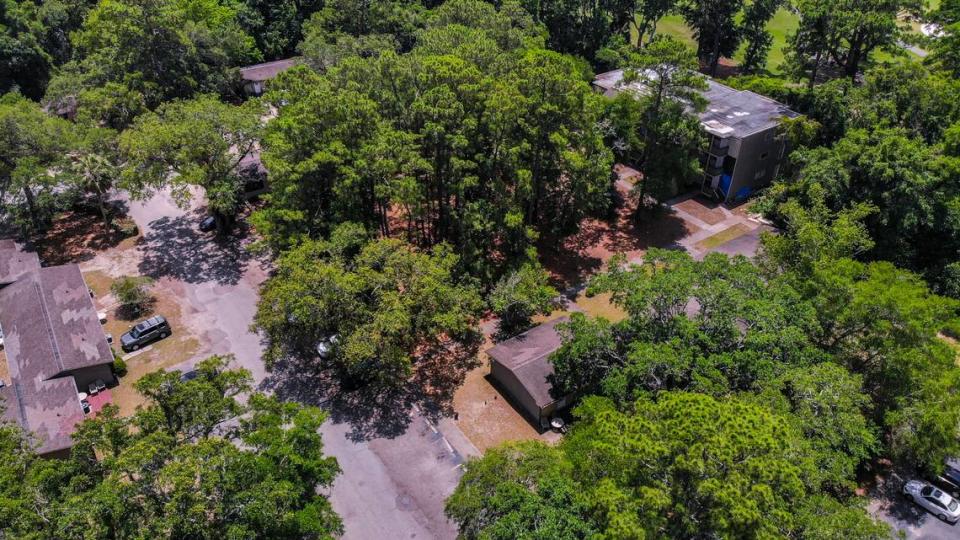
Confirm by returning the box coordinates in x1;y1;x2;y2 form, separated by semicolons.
120;316;171;352
936;459;960;497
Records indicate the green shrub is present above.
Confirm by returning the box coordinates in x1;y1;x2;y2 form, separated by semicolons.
112;355;127;377
110;275;154;316
490;262;559;337
115;217;139;237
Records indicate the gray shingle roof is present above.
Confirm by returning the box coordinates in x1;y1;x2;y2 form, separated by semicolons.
0;239;40;285
486;317;568;409
239;58;299;82
0;255;112;454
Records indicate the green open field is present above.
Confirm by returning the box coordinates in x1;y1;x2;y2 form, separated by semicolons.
649;8;798;73
648;8;923;74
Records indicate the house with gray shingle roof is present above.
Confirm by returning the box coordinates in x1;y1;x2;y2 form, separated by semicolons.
0;240;114;457
239;58;299;96
486;317;572;430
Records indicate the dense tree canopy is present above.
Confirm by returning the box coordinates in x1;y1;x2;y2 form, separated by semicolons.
786;0;916;84
0;92;77;232
0;356;342;538
448;392;892;539
5;0;960;537
257;0;613;282
254;223;483;385
604;35;707;203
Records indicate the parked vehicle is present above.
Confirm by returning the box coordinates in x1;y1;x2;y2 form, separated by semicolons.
81;399;91;414
935;459;960;497
121;316;171;352
199;215;216;232
903;479;960;523
316;334;340;359
180;369;199;382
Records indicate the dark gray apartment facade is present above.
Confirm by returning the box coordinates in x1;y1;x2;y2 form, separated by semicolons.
593;69;799;204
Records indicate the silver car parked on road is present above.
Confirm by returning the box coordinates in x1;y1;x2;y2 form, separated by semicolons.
904;479;960;524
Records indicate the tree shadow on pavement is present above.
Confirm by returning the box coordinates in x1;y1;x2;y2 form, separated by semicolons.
261;338;480;442
869;468;931;528
136;211;252;285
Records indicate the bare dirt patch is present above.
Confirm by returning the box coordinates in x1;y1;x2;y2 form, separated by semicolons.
540;187;697;289
88;273;200;415
674;197;728;226
454;315;566;451
34;209;138;266
453;356;558;452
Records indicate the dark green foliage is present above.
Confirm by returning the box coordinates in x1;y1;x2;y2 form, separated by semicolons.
786;0;917;84
258;0;613;282
45;0;260;113
606;36;708;204
740;0;781;73
449;392;891;539
237;0;323;59
519;0;634;61
678;0;745;75
446;442;596;539
490;262;558;336
109;275;154;314
254;225;483;385
111;355;127;376
0;356;342;538
0;92;77;233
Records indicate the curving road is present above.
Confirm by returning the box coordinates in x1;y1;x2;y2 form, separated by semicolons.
122;189;466;539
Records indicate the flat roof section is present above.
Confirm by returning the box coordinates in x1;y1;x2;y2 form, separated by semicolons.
239;58;299;82
594;69;800;138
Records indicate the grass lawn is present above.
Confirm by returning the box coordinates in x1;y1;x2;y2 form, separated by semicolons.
649;8;924;73
651;8;798;73
758;8;800;70
86;271;201;415
695;223;751;250
574;291;629;323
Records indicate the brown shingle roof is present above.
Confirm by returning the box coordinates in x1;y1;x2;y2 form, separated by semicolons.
0;261;112;454
239;58;299;82
0;239;40;285
486;317;568;409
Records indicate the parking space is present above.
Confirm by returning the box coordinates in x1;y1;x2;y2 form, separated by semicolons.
869;474;959;540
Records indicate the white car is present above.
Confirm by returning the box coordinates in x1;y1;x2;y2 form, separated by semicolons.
904;479;960;523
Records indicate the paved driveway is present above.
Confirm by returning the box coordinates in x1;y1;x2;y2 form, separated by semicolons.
121;189;463;539
869;474;959;540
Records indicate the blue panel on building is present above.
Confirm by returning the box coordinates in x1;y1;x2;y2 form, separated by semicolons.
719;174;732;195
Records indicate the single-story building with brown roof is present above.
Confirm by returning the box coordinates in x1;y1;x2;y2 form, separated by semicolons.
486;317;572;430
239;58;299;96
0;240;114;458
